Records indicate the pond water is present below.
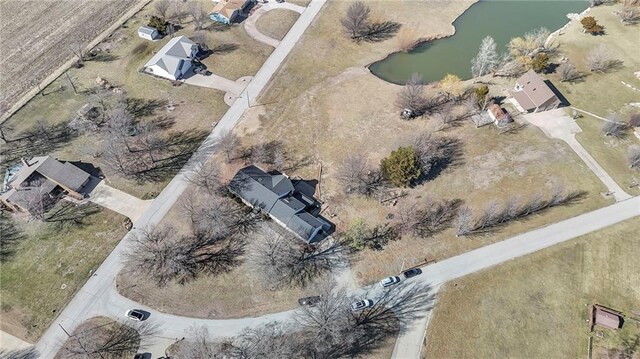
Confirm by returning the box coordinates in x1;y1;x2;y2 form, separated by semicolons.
369;0;589;84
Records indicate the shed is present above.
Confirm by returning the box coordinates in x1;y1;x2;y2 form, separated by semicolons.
138;26;160;41
487;103;513;127
594;307;621;330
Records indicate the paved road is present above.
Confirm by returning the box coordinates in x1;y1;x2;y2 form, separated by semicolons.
35;1;327;357
392;196;640;359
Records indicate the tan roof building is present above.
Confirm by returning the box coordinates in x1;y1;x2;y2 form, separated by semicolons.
509;70;561;113
0;156;91;213
210;0;254;24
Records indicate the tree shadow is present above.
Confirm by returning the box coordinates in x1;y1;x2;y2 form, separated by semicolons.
125;98;167;118
44;202;102;229
210;43;239;55
0;212;27;263
88;53;120;62
360;21;402;43
0;122;78;169
418;137;465;184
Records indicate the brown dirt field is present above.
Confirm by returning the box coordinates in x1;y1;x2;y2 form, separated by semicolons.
0;0;146;118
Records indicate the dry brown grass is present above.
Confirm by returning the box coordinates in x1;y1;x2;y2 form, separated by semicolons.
255;9;300;41
0;0;146;118
244;0;612;286
423;218;640;359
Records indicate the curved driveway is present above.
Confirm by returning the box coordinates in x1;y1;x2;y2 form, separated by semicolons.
245;2;306;48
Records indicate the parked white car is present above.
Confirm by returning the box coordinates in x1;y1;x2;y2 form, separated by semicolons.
351;299;374;311
379;276;401;288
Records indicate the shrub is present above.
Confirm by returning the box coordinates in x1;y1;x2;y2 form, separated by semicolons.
581;16;605;35
380;146;422;187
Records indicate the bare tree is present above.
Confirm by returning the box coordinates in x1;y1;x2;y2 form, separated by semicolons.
343;218;397;251
0;121;15;143
495;58;525;78
192;31;210;51
586;45;622;72
336;154;383;196
0;210;26;263
172;326;220;358
171;1;187;23
70;42;85;66
616;5;640;24
628;145;640;170
188;2;209;31
185;160;221;194
557;62;583;82
248;232;348;288
471;36;499;78
217;130;240;162
225;322;300;358
395;196;459;238
602;121;627;138
154;0;171;19
125;223;244;286
341;1;370;40
58;319;157;359
395;73;428;118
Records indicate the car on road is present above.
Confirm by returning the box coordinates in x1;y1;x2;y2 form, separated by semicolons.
379;276;401;287
403;268;423;278
351;299;374;311
298;296;322;307
125;309;146;321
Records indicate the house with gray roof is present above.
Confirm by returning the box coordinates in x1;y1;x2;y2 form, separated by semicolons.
509;69;561;113
229;165;332;243
0;156;91;214
143;36;199;81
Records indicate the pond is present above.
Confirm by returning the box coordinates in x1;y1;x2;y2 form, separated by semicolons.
369;0;589;84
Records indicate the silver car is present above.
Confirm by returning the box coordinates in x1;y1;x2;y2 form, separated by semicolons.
351;299;374;311
379;276;401;288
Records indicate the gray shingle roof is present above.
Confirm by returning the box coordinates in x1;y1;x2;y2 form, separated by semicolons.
8;156;90;192
229;165;329;242
138;26;157;36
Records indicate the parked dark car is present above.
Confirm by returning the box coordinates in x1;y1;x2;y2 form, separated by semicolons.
125;309;146;321
403;268;423;278
298;296;322;306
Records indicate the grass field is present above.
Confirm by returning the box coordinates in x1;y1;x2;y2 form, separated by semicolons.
1;0;272;198
255;9;301;41
547;4;640;196
424;218;640;359
0;206;128;342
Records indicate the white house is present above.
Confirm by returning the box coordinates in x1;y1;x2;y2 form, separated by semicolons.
143;36;199;81
137;26;160;41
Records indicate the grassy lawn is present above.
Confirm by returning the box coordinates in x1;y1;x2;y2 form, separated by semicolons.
424;218;640;359
0;206;128;342
255;9;300;41
241;0;611;285
547;3;640;196
1;0;271;198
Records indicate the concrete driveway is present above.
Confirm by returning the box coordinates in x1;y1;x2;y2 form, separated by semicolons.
524;108;632;202
0;330;32;352
181;71;250;96
89;181;152;224
245;2;307;48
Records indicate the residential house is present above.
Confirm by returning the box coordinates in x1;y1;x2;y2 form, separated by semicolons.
210;0;255;24
0;156;92;213
137;26;160;41
143;36;199;81
509;69;561;113
487;103;512;127
229;165;332;243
